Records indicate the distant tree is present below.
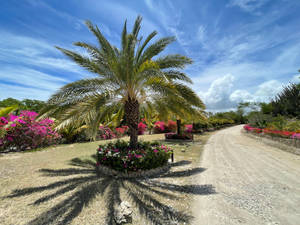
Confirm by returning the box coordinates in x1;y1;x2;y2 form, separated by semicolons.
0;98;46;113
259;102;273;115
271;83;300;118
0;98;20;108
21;99;47;113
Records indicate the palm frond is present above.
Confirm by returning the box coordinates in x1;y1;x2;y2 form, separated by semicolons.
155;54;193;69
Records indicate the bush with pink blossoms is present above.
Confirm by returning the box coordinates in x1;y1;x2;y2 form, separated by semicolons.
115;126;129;138
98;126;116;140
138;122;147;135
184;124;193;133
165;120;177;132
292;133;300;139
0;111;61;152
153;121;165;133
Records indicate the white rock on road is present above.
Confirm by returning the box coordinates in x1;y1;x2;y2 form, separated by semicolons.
192;125;300;225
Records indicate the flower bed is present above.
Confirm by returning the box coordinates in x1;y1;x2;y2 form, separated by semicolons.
165;132;193;140
96;140;172;172
243;124;300;150
243;124;300;139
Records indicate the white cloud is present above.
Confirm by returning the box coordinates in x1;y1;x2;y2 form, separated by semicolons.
228;0;270;13
230;90;253;103
197;25;206;43
26;0;84;30
0;83;52;101
254;80;284;102
145;0;154;10
199;74;236;110
0;67;67;91
198;75;286;111
0;30;83;74
292;74;300;83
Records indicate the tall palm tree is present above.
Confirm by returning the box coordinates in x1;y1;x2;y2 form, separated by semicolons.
41;16;204;148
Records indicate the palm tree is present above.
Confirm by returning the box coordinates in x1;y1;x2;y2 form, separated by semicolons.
41;16;204;148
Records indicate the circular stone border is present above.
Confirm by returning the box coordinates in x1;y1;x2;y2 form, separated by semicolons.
97;163;171;178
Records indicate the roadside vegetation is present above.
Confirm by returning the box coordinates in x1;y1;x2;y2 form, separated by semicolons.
243;76;300;142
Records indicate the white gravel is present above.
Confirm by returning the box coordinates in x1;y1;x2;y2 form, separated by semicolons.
192;125;300;225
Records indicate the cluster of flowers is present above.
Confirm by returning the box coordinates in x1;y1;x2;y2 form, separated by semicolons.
96;140;172;172
154;121;166;133
0;111;61;151
98;126;117;140
244;124;300;140
153;121;193;134
138;122;147;135
98;124;148;140
185;124;193;133
115;126;129;138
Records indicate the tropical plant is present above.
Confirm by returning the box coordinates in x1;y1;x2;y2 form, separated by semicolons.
0;105;18;117
40;16;204;148
271;83;300;118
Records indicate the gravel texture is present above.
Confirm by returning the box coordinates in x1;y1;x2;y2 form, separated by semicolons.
192;125;300;225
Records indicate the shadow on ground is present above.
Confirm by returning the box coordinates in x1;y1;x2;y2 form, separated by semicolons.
6;155;215;225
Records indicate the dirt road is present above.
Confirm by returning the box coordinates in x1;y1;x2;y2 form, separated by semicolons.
192;125;300;225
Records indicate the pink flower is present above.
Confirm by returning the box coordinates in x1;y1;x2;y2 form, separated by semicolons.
17;119;26;124
7;136;13;141
185;124;193;133
135;154;142;158
9;115;18;121
10;123;16;127
153;149;158;153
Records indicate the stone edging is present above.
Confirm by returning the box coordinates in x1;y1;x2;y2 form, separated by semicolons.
242;130;300;155
97;163;171;178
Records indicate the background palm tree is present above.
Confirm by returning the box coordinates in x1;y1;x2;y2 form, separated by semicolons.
41;16;204;148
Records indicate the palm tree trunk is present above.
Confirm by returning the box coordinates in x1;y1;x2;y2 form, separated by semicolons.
124;98;139;149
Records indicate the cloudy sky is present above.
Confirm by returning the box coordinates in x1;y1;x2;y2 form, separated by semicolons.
0;0;299;111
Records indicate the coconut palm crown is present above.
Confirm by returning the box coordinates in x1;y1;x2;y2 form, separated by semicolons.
42;16;205;148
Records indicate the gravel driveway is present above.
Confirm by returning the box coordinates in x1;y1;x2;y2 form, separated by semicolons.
192;125;300;225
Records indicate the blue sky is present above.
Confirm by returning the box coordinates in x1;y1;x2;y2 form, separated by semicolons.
0;0;300;111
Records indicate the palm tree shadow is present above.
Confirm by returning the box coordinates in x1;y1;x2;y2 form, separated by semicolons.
6;155;215;225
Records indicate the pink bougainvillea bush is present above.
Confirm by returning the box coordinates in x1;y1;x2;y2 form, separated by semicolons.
98;126;116;140
292;133;300;140
96;140;172;172
166;120;177;132
138;122;147;135
0;111;61;152
115;126;129;138
244;124;300;139
184;124;193;133
153;121;165;133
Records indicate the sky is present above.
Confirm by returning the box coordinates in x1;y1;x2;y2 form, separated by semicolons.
0;0;300;111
